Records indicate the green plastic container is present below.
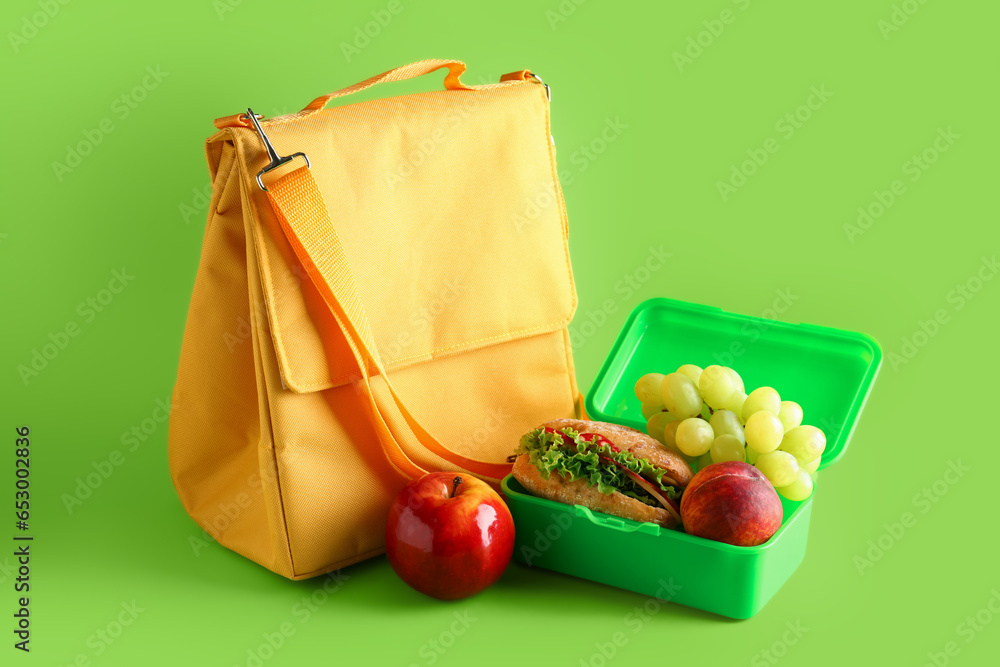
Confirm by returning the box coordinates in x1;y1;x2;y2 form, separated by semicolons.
503;298;881;619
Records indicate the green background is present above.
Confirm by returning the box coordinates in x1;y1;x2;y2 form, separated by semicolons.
3;0;998;664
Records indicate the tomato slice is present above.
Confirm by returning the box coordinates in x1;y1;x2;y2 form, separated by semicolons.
597;454;681;522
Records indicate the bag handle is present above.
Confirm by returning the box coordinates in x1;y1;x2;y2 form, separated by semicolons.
303;59;471;113
265;164;513;485
215;59;484;130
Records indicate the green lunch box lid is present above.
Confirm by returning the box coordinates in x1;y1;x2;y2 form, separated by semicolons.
584;298;882;469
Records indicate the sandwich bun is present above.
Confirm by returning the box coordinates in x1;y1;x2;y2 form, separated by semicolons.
511;454;679;528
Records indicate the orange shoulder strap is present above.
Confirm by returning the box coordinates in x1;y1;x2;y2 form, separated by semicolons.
265;165;512;484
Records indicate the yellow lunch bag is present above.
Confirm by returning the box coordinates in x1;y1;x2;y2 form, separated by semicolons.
168;59;580;579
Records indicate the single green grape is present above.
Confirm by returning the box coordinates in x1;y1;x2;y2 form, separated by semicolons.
646;411;677;443
745;410;783;453
661;422;696;467
677;364;703;385
742;386;781;422
661;372;703;419
777;400;803;432
709;409;745;444
675;417;715;457
725;366;745;393
635;373;666;403
755;450;800;487
662;420;681;448
710;434;746;464
724;390;748;421
779;425;826;463
640;401;666;420
698;365;737;410
802;456;821;474
776;468;814;501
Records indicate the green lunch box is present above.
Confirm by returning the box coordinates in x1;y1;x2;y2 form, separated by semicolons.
502;297;881;619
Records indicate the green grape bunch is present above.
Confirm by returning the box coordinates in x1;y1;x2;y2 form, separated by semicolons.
633;364;826;501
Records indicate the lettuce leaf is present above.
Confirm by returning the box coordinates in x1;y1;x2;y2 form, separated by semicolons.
516;427;680;507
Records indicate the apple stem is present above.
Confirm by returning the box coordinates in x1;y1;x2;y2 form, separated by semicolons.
451;476;462;497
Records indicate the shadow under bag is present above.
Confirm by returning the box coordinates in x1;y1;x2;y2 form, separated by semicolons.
168;60;580;579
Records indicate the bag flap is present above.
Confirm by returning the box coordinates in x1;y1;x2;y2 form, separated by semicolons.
213;80;575;393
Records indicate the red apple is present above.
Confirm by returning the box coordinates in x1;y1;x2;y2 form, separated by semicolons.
385;472;514;600
680;461;782;547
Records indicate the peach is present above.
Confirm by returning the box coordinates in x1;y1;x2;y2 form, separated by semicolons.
680;461;782;546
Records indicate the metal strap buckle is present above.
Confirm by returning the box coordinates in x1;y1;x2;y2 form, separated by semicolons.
244;107;310;191
526;72;550;102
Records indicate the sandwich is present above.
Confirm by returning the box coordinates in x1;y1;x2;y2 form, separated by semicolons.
511;418;694;528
